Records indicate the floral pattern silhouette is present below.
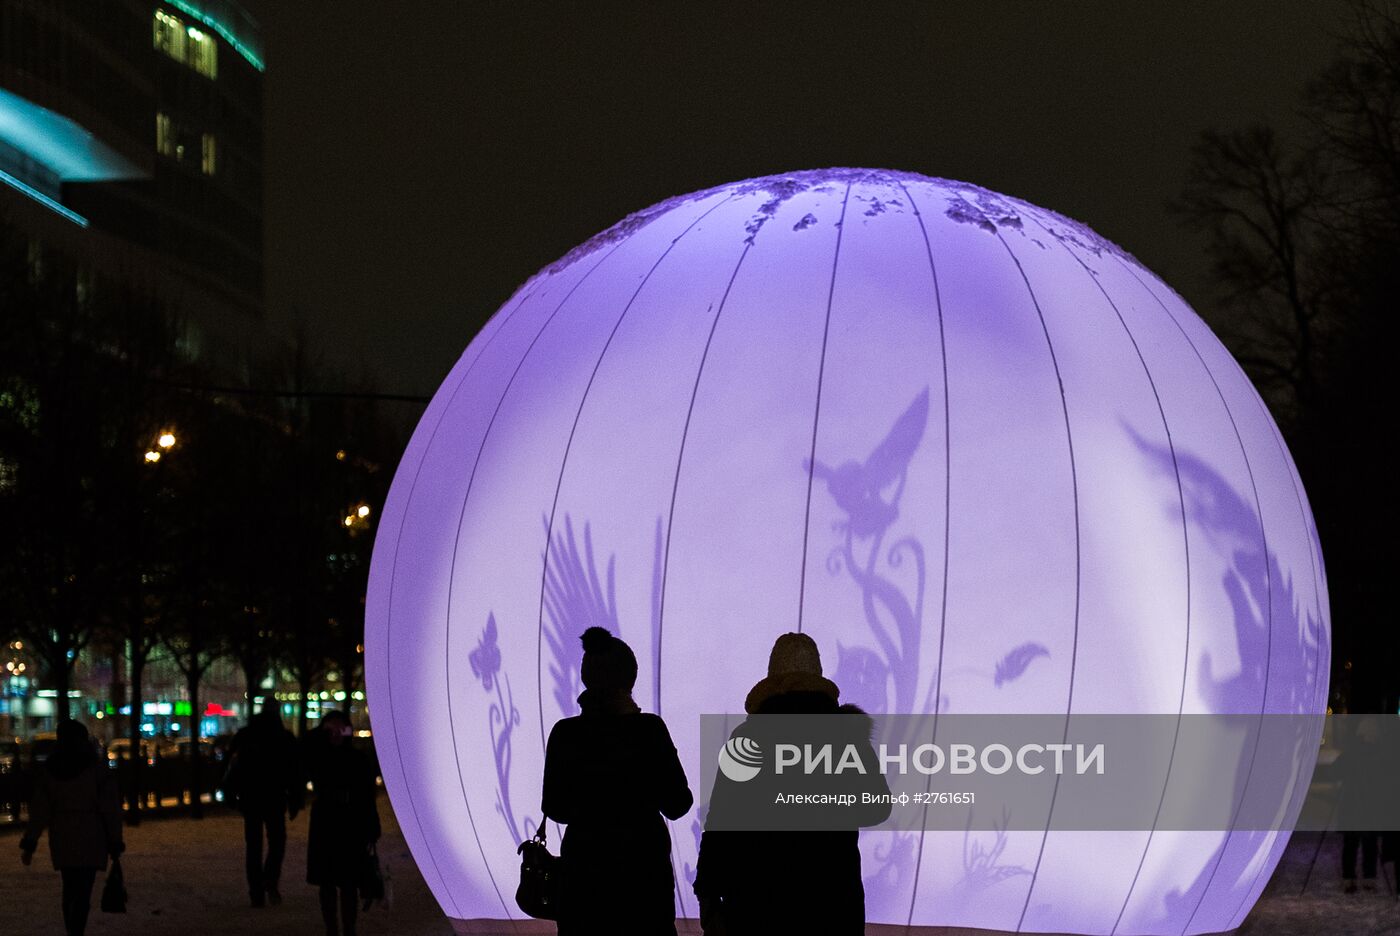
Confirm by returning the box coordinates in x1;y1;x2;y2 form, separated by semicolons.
477;514;666;846
810;387;1047;897
469;613;531;845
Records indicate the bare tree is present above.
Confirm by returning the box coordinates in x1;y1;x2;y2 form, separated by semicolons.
1173;126;1333;424
0;225;134;721
1308;0;1400;231
1176;0;1400;707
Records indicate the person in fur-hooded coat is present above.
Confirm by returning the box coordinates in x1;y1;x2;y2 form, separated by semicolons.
694;633;891;936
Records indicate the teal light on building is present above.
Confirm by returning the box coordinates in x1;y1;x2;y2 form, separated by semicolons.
0;86;146;225
0;0;266;316
160;0;265;73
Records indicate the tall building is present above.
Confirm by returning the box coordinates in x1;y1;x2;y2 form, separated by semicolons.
0;0;267;737
0;0;265;358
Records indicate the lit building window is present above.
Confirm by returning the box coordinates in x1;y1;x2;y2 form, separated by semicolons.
156;112;175;156
75;269;93;306
153;11;218;79
154;11;186;62
201;133;217;175
26;238;43;284
187;27;218;79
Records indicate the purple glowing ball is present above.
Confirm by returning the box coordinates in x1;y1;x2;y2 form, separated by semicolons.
365;169;1328;935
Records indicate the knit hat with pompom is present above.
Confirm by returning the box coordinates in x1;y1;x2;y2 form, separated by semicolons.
579;626;638;694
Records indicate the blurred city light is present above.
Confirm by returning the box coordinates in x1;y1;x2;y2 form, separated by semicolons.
343;501;373;531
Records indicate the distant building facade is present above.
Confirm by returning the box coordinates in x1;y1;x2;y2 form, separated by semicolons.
0;0;269;739
0;0;265;357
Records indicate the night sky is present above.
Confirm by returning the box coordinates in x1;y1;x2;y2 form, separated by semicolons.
241;1;1351;400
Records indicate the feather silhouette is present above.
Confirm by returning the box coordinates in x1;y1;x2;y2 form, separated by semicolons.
541;516;619;715
993;642;1050;687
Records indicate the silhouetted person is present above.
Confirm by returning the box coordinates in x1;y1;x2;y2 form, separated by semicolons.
225;708;304;907
307;710;380;936
18;720;124;936
694;633;891;936
542;626;693;936
1337;717;1384;893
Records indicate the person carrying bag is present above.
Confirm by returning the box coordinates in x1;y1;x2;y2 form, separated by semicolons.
539;627;692;936
101;856;127;913
515;822;562;919
18;719;125;936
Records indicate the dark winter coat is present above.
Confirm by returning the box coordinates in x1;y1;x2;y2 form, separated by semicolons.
21;758;123;871
693;692;891;936
1336;719;1393;830
224;720;304;815
306;742;380;887
542;693;693;936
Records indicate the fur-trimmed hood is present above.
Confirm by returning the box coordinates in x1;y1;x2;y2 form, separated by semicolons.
836;702;876;742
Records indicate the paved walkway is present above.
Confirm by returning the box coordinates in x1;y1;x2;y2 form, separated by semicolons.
1236;832;1400;936
6;812;1400;935
3;800;451;936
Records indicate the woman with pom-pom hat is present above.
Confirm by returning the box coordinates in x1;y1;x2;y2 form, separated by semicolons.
541;627;693;935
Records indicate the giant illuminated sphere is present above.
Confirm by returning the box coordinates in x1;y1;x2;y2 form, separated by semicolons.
365;169;1329;935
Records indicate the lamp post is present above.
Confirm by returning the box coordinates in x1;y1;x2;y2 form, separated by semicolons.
127;426;178;822
335;500;373;725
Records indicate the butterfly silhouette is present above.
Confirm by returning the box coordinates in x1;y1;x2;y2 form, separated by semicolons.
469;614;502;692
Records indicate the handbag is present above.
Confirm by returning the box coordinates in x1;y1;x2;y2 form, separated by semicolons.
515;823;562;920
360;844;386;909
101;857;127;913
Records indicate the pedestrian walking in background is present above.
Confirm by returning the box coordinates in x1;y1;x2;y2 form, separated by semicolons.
694;632;891;936
1337;716;1384;893
17;719;125;936
541;626;693;936
307;709;380;936
224;707;304;907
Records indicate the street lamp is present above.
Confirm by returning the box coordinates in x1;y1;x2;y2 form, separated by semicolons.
343;502;373;530
144;429;177;465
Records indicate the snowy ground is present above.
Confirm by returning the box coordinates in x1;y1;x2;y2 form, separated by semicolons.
1;799;451;936
4;814;1400;935
1236;832;1400;936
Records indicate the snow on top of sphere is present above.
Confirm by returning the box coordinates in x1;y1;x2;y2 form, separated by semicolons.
543;167;1141;280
